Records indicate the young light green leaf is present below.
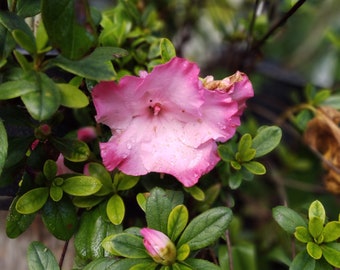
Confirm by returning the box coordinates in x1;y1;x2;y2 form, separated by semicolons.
57;83;89;108
167;205;189;242
62;176;102;196
87;162;112;196
272;206;307;234
322;221;340;242
177;207;232;250
307;242;322;259
12;29;37;54
49;186;63;202
0;120;7;177
242;161;266;175
107;194;125;225
176;244;190;261
309;200;326;224
160;38;176;63
252;126;282;158
102;233;148;258
289;250;315;270
27;241;60;270
43;159;57;181
114;172;140;191
309;217;324;239
238;133;252;153
183;185;205;201
16;187;49;214
294;226;312;243
136;193;147;212
42;197;77;240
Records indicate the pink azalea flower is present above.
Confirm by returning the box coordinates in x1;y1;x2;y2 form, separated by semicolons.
140;228;176;265
92;57;253;187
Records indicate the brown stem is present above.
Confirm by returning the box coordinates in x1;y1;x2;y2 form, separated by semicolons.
252;0;306;51
246;0;260;51
59;240;69;269
225;230;234;270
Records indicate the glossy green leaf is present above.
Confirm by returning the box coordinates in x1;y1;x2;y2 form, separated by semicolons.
272;206;307;234
16;187;49;214
167;205;189;242
228;171;243;189
146;187;173;234
82;257;118;270
322;221;340;242
321;243;340;268
0;120;7;176
41;0;97;60
42;197;77;240
87;162;112;196
62;175;102;196
6;196;36;238
13;49;32;71
218;144;234;162
183;258;221;270
294;226;312;243
231;160;241;170
184;185;205;201
98;258;154;270
0;80;37;99
75;202;122;260
307;242;322;259
252;126;282;158
289;250;315;270
43;159;57;181
57;83;89;108
5;136;33;168
35;20;50;53
176;244;190;261
309;217;324;239
130;261;158;270
50;47;127;80
12;29;36;54
114;172;140;191
243;161;266;175
107;194;125;225
102;233;148;258
14;0;41;17
238;133;252;153
27;242;60;270
236;148;256;162
72;196;105;208
50;137;90;162
21;73;61;121
49;185;63;202
136;193;147;212
177;207;232;250
0;24;16;61
160;38;176;63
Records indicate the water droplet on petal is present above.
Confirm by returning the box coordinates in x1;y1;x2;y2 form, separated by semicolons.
126;143;132;150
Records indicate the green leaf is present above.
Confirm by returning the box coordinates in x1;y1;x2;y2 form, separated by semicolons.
87;162;112;196
43;159;57;181
107;194;125;225
228;171;243;190
100;258;155;270
272;206;307;234
167;205;189;242
184;185;205;201
252;126;282;158
57;83;89;108
27;242;60;270
13;49;32;71
309;200;326;224
289;250;315;270
21;73;61;121
309;217;324;239
14;0;41;17
177;207;232;250
0;80;37;99
145;187;173;234
130;261;158;270
50;137;90;162
307;242;322;259
72;196;105;208
41;197;77;240
75;202;122;260
195;183;221;212
35;20;50;53
294;226;312;243
49;185;63;202
230;160;241;170
242;161;266;175
176;244;190;261
313;89;331;106
321;244;340;268
322;221;340;242
236;148;256;162
114;172;140;191
82;258;118;270
102;233;148;258
0;120;7;176
62;175;102;196
50;47;127;80
218;144;234;162
160;38;176;63
41;0;97;60
12;29;37;54
6;196;36;238
183;258;221;270
16;187;49;214
136;193;147;212
238;133;252;153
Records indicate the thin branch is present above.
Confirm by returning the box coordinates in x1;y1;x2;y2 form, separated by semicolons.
225;230;234;270
59;240;69;269
246;0;260;51
252;0;306;51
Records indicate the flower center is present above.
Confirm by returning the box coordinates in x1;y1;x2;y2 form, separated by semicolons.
149;102;162;116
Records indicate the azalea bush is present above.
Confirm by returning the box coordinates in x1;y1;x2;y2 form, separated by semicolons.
0;0;340;270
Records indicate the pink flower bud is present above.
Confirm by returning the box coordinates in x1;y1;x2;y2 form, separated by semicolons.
77;126;97;142
140;228;176;265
